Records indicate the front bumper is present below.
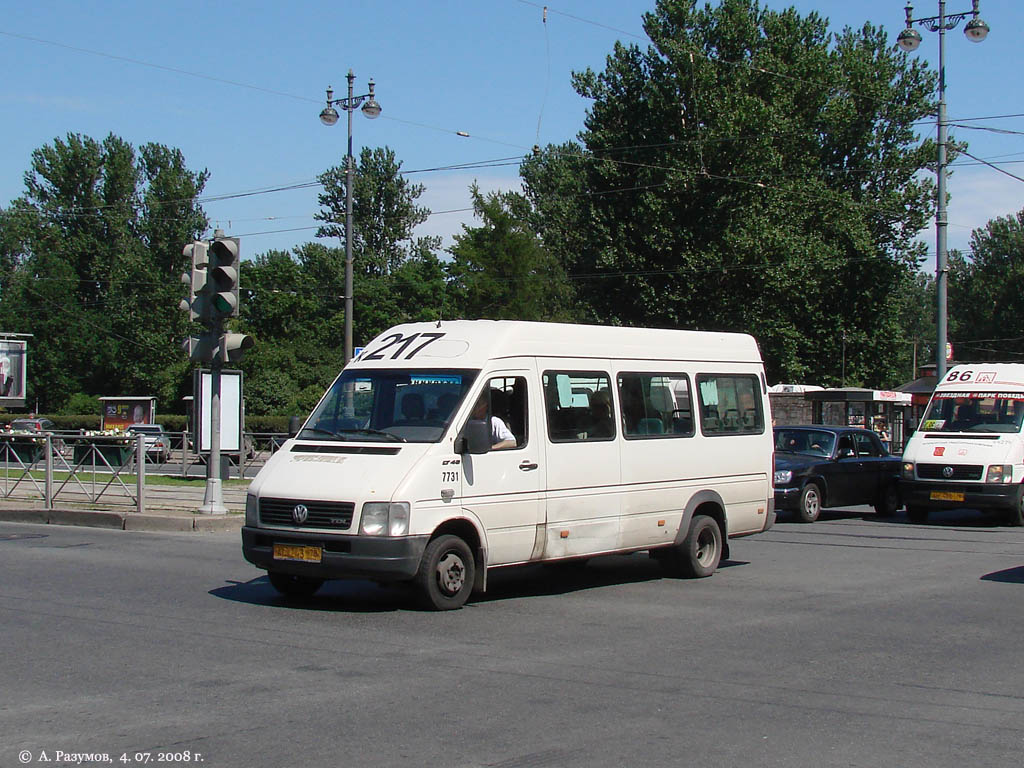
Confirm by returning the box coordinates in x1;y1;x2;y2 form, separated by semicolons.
773;486;801;511
900;480;1020;511
242;527;430;583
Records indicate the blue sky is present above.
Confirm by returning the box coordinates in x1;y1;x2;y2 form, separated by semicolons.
2;0;1022;269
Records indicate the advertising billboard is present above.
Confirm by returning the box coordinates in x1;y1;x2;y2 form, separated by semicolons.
0;339;27;408
100;397;157;430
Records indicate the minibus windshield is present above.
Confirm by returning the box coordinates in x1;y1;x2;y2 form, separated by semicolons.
299;369;479;443
922;392;1024;433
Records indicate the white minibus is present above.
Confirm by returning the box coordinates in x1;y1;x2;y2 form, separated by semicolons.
242;320;776;609
901;363;1024;525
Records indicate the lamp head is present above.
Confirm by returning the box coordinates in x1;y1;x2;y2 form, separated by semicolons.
897;26;922;52
964;16;989;43
361;79;381;119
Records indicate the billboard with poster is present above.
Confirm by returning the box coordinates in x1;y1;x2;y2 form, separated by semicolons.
0;339;27;408
100;397;157;430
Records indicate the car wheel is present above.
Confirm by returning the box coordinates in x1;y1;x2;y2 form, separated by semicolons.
874;482;900;516
268;572;324;598
907;506;929;524
415;534;475;610
796;482;822;523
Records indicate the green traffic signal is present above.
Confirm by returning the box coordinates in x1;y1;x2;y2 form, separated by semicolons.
209;237;240;319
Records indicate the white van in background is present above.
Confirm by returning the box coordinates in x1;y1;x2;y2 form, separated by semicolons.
901;363;1024;525
242;320;776;609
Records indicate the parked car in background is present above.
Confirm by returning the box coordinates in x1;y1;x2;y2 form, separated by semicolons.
773;425;901;523
128;423;170;463
8;417;65;453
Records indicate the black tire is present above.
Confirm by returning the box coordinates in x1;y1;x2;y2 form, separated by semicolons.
268;571;324;598
796;482;822;523
662;514;722;579
415;534;475;610
907;505;929;524
874;482;900;516
1007;489;1024;527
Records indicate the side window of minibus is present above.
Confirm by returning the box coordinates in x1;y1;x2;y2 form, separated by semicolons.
542;371;615;442
618;373;695;438
696;374;764;435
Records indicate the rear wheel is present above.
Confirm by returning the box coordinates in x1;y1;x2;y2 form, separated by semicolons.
875;482;900;516
268;572;324;598
796;482;822;523
661;514;722;579
416;534;475;610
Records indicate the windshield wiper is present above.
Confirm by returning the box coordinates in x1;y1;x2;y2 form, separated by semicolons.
338;428;407;443
300;427;339;438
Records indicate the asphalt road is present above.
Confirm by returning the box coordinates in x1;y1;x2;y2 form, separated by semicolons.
2;507;1023;768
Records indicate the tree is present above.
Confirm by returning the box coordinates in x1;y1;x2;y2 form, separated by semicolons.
949;210;1024;363
315;146;437;277
447;185;577;321
0;133;208;411
522;0;938;386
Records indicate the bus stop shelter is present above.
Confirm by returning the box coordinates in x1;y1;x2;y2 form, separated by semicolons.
804;388;913;453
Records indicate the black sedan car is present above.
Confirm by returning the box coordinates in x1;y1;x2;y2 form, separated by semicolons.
774;426;901;522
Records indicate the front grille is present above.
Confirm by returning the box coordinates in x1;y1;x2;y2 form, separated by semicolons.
259;497;355;529
916;463;984;481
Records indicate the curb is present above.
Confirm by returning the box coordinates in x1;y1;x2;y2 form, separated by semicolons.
0;507;244;533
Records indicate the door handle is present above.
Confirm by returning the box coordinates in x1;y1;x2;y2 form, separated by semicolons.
519;461;539;471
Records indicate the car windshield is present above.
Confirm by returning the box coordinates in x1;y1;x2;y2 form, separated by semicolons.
130;426;162;434
774;429;836;457
922;392;1024;433
299;368;479;443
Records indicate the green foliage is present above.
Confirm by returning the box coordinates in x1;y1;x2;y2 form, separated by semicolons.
447;185;578;321
522;0;938;386
949;210;1024;363
60;392;101;416
0;132;208;411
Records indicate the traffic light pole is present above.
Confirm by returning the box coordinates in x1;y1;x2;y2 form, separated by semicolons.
199;330;227;515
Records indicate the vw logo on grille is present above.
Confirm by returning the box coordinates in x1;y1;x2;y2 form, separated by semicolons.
942;466;954;479
292;504;309;525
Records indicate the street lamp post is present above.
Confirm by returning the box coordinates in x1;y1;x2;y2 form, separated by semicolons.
319;70;381;365
897;1;989;381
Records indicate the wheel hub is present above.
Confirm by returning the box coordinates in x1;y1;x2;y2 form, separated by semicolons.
436;552;466;595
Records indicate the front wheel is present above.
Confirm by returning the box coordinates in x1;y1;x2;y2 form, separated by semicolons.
1007;489;1024;527
416;534;475;610
796;482;822;523
268;572;324;598
907;506;929;524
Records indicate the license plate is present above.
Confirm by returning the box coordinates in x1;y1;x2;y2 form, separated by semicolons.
930;491;965;502
273;543;322;563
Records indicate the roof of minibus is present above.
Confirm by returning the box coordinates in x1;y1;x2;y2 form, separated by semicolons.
350;320;763;370
936;363;1024;391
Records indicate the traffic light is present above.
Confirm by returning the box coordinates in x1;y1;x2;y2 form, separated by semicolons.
179;242;209;322
183;333;219;362
208;236;240;320
223;333;255;362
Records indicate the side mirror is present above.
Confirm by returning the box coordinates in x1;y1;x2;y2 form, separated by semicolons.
458;420;490;455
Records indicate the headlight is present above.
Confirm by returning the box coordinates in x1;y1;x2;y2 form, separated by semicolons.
986;465;1011;484
774;469;793;485
360;502;410;536
902;462;915;480
245;493;258;526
